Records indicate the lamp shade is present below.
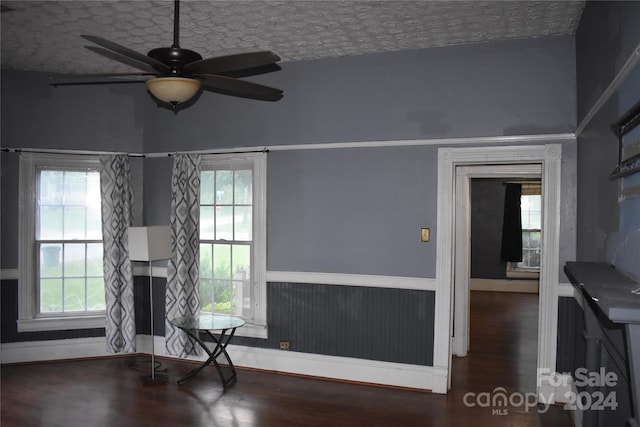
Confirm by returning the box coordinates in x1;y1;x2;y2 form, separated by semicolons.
145;77;201;104
128;226;172;261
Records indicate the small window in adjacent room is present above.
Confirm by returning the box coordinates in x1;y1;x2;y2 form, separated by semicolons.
18;153;106;331
507;181;542;279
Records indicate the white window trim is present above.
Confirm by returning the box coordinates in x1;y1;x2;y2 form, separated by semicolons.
200;153;268;339
18;153;105;332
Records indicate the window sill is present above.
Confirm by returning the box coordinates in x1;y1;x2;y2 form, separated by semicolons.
234;322;268;339
17;315;106;332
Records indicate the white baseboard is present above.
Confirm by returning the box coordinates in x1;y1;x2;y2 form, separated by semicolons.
0;337;111;363
149;335;447;393
1;335;446;393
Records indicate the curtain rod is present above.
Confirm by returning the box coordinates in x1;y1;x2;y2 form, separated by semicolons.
157;147;269;158
2;147;145;157
2;146;269;158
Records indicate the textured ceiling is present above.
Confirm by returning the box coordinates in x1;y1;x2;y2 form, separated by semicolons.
1;0;585;75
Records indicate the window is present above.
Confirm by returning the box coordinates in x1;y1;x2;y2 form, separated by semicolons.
518;194;541;270
199;153;267;338
507;182;541;278
19;154;106;331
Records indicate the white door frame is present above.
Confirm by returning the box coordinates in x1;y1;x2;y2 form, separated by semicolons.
452;164;542;358
434;144;562;398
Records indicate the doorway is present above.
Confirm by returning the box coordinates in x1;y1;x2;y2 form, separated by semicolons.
433;144;562;399
453;164;542;358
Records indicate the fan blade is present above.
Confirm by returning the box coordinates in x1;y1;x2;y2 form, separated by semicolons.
81;35;171;74
49;74;152;86
185;51;281;75
85;46;158;74
198;74;283;102
219;63;282;78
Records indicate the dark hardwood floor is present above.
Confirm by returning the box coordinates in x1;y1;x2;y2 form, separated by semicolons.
1;291;573;426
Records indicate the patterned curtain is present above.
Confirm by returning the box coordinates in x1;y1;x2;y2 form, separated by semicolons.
165;154;201;357
100;155;136;353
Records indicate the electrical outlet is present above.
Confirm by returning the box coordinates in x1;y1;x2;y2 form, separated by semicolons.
421;228;430;242
279;341;291;350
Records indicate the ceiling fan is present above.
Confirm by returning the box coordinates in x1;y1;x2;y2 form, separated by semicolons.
49;0;283;108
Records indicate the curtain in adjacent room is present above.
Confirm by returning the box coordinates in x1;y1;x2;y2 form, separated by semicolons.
500;183;523;262
100;155;136;353
165;154;201;357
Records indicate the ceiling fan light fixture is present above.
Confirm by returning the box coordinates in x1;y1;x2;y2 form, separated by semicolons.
146;77;201;105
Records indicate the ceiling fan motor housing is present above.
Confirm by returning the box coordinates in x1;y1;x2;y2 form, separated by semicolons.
148;47;202;74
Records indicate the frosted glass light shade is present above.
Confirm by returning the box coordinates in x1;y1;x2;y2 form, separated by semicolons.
128;226;172;261
146;77;201;104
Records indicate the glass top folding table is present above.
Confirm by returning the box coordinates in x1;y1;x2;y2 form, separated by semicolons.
169;313;245;388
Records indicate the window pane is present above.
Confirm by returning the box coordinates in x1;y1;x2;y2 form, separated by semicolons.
64;171;87;205
86;243;103;276
41;278;63;313
40;170;64;204
64;278;86;311
87;277;105;310
529;231;541;249
64;244;86;277
201;171;216;205
86;204;102;240
234;169;252;204
232;245;251;282
40;244;63;276
521;195;541;229
199;278;214;312
214;279;233;314
213;244;231;279
234;207;252;240
216;206;233;240
200;243;213;279
216;170;233;204
64;206;87;239
39;206;63;240
86;173;102;239
233;245;251;317
526;212;541;230
529;250;541;268
200;206;216;240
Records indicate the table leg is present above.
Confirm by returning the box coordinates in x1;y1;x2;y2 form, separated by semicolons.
203;328;238;387
176;327;238;387
626;324;640;425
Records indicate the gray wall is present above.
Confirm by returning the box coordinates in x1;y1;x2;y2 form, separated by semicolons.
1;71;146;153
575;1;640;280
267;146;438;276
140;35;576;150
575;1;640;124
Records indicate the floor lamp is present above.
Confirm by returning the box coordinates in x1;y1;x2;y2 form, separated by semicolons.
128;226;172;385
